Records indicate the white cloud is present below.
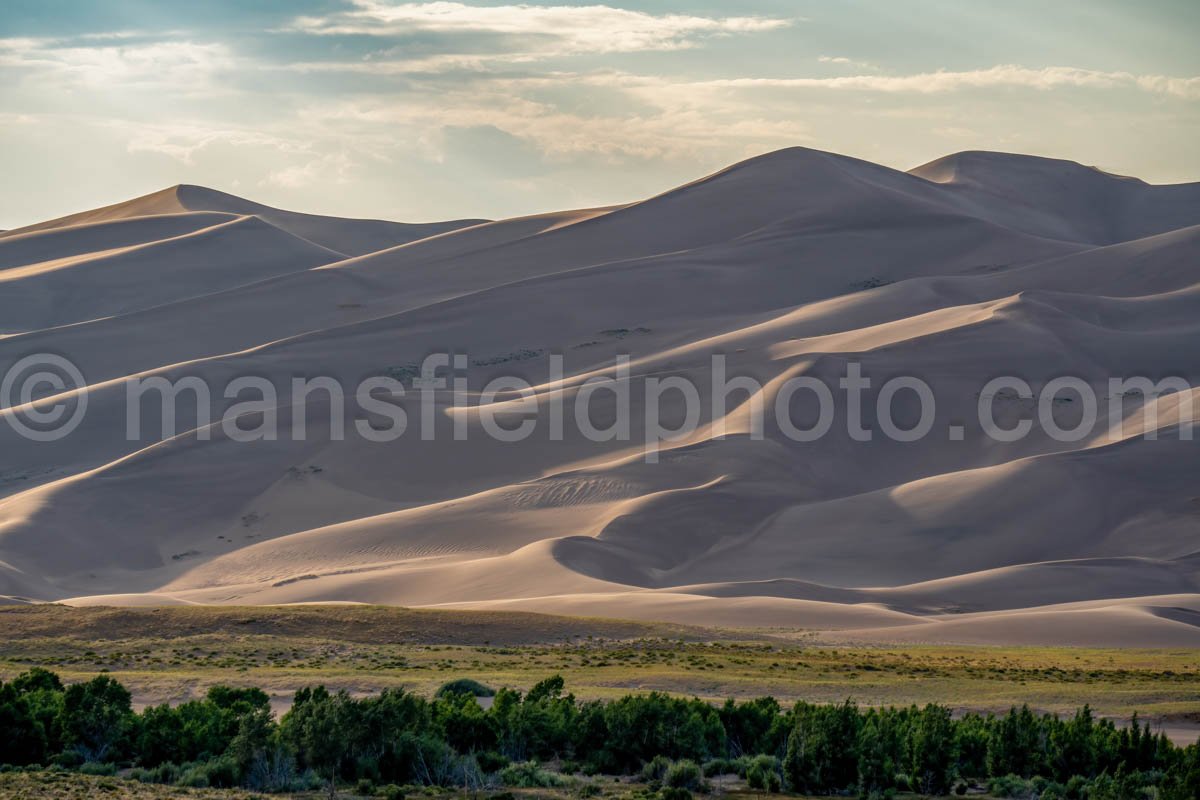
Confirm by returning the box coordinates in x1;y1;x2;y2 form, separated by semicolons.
301;82;810;166
699;65;1200;98
0;37;234;92
288;1;792;56
263;152;355;188
932;126;980;139
119;122;308;164
818;55;878;71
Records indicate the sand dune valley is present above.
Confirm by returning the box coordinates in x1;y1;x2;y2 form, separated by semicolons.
3;147;1200;648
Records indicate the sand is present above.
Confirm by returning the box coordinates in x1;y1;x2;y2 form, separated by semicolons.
1;148;1198;646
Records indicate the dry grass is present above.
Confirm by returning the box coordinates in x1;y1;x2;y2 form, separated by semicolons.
1;605;1198;726
0;770;266;799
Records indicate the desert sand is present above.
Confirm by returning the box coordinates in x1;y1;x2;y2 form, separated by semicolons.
1;148;1198;646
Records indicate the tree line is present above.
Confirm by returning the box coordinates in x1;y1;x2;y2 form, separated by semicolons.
1;668;1198;798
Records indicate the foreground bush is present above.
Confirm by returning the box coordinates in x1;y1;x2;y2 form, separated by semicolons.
500;760;568;788
663;759;703;791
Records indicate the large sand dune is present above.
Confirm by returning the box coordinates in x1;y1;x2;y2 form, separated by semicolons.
1;148;1199;646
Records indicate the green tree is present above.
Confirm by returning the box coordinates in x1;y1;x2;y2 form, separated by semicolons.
909;704;955;795
280;686;352;798
59;675;133;762
783;700;860;793
0;681;48;765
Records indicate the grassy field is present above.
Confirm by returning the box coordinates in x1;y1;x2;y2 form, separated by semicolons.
2;605;1198;727
0;770;261;799
0;771;1032;800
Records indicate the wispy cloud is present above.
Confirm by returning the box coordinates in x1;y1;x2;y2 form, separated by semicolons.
699;65;1200;98
818;55;878;71
287;1;792;56
118;121;309;164
0;36;233;92
263;152;354;188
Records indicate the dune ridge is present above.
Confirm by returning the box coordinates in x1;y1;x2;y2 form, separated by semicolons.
2;147;1199;646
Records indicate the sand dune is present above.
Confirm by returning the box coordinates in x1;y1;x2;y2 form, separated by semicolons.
1;147;1199;646
2;184;486;257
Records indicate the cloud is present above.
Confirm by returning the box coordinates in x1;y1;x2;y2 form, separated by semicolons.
118;122;308;164
818;55;877;71
264;152;355;188
698;65;1200;98
287;1;792;56
0;36;234;91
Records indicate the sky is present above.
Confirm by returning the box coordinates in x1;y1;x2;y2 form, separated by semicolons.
1;0;1198;228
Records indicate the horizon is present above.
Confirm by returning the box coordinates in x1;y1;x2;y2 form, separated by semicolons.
2;0;1199;229
4;143;1193;231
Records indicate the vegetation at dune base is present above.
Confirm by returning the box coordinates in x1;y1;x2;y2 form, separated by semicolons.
1;669;1199;799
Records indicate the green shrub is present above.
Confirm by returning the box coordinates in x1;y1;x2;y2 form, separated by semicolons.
79;761;116;776
988;774;1034;798
378;785;405;800
641;755;672;783
659;788;692;800
1038;782;1067;800
176;756;239;789
434;678;495;698
132;762;180;784
745;755;781;792
663;760;703;791
702;757;740;777
500;760;566;788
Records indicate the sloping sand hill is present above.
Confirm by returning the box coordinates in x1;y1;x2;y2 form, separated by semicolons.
1;148;1198;646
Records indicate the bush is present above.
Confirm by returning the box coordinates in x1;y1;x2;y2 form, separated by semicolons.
664;760;703;791
434;678;495;698
746;755;781;792
476;751;510;773
702;757;741;777
358;777;377;795
500;760;567;788
129;763;181;784
642;755;673;783
378;785;405;800
659;788;692;800
176;756;239;789
1038;782;1067;800
988;774;1034;798
78;761;116;776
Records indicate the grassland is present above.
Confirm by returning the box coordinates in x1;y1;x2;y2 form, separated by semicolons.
0;771;961;800
2;604;1198;729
